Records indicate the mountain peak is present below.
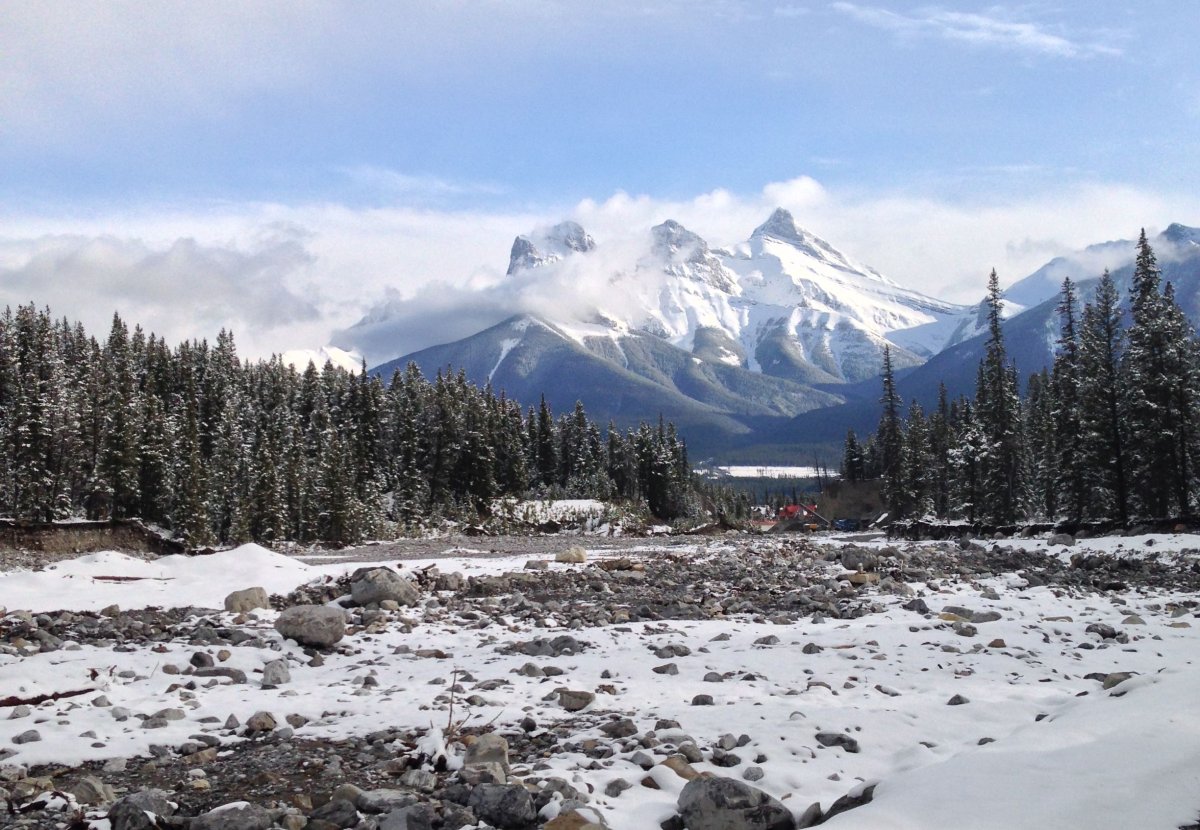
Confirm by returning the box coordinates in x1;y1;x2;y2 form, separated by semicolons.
652;219;707;260
752;208;801;242
1162;223;1200;246
506;220;596;275
547;221;595;254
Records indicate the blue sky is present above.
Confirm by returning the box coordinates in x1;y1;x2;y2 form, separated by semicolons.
2;1;1199;358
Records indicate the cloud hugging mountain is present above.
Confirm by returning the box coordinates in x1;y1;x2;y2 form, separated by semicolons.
341;213;1200;460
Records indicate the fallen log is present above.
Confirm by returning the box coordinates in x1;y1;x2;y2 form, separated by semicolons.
0;687;95;708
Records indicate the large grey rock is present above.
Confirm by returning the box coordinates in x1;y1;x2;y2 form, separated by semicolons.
224;587;270;613
262;659;291;687
72;775;116;805
556;546;587;564
677;776;795;830
351;568;420;607
275;605;346;648
465;733;510;774
559;690;595;712
358;788;419;813
379;804;437;830
468;783;536;830
1049;533;1075;546
191;803;275;830
310;797;360;827
107;789;175;830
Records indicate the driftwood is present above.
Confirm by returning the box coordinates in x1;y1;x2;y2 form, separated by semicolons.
0;687;95;708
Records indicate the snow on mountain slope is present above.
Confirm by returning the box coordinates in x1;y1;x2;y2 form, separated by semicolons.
558;208;972;384
339;209;970;386
280;345;363;373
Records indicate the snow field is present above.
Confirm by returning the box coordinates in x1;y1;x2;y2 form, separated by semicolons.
0;536;1197;829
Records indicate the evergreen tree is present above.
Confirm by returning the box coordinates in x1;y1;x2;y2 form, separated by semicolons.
1121;232;1183;518
902;401;933;517
1078;270;1128;521
877;345;907;515
1051;277;1086;521
841;429;865;482
975;270;1024;523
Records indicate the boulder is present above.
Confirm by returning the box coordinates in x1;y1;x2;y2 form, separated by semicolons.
261;659;291;687
275;605;346;648
72;775;116;805
224;587;270;613
465;733;511;774
191;803;275;830
468;783;536;830
559;690;596;712
676;777;795;830
351;568;420;607
107;789;175;830
556;546;587;564
1048;533;1075;547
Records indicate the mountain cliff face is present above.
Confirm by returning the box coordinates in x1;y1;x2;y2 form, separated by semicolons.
489;208;969;382
356;213;1200;458
358;210;971;454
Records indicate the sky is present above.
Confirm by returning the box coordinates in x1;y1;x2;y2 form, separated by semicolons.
2;1;1199;361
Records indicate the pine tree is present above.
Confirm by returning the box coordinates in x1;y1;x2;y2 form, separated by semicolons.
1024;370;1057;519
1121;232;1179;518
902;401;933;517
948;398;985;521
877;345;907;515
1051;277;1086;521
975;270;1024;523
841;429;865;482
1078;270;1128;522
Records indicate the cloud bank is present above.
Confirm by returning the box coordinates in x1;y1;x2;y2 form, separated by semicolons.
3;177;1197;363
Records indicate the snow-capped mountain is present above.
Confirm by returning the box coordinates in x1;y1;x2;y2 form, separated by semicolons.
487;208;970;385
506;220;596;275
352;209;972;454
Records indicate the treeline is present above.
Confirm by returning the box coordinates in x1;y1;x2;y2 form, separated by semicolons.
845;231;1200;525
0;306;747;545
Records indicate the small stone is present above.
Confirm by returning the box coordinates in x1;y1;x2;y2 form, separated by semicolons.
245;711;277;732
947;694;969;705
599;718;637;739
653;663;679;675
262;659;291;687
605;778;633;797
1103;672;1135;690
559;690;596;712
12;729;40;744
815;732;859;753
691;694;715;706
190;651;214;668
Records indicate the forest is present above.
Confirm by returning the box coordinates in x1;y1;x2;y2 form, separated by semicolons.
0;308;747;545
845;232;1200;526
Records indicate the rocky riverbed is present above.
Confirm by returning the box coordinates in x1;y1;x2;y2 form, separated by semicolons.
1;533;1198;829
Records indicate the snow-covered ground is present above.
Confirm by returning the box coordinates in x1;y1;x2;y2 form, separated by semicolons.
1;534;1197;829
704;465;826;478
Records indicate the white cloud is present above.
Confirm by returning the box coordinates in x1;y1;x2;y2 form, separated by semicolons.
831;3;1121;58
3;178;1197;363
